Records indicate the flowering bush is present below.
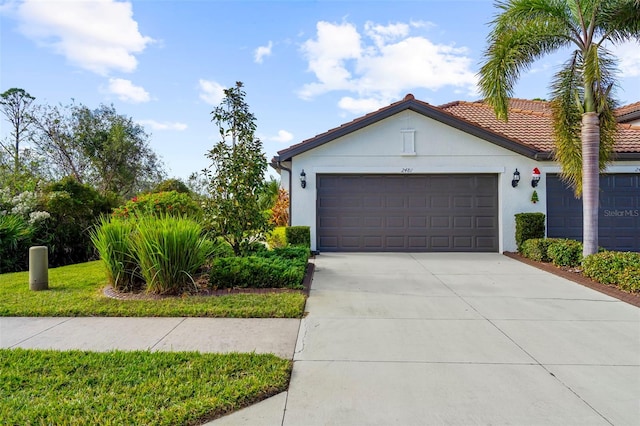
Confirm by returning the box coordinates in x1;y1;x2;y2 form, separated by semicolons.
112;191;201;219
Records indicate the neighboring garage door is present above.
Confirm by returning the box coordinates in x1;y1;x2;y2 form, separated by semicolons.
547;174;640;252
316;174;498;252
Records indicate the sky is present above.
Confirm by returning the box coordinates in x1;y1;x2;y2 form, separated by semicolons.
1;0;639;182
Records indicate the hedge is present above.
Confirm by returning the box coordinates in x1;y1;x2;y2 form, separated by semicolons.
583;251;640;292
285;226;310;248
520;238;562;262
547;239;583;267
515;213;545;252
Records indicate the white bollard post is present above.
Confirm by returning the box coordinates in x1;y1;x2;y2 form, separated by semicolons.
29;246;49;291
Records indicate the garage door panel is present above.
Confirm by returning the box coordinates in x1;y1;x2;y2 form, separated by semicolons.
546;174;640;252
317;174;498;252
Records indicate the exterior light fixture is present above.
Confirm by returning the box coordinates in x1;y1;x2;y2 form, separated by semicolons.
531;167;541;188
511;169;520;188
300;169;307;189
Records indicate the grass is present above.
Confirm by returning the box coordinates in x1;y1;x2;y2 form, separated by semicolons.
0;261;306;318
0;348;291;425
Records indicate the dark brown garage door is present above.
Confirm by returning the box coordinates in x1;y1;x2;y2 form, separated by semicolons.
317;174;499;252
547;174;640;252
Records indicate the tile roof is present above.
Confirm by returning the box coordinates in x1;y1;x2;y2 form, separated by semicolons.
440;99;640;154
274;95;640;163
616;101;640;123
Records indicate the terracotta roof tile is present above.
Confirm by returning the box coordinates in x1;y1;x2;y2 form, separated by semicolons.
441;99;640;154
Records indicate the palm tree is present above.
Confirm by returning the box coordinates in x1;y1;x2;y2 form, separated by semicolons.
478;0;640;256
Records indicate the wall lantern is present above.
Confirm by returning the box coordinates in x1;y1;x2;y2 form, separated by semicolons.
531;167;541;188
511;169;521;188
300;169;307;189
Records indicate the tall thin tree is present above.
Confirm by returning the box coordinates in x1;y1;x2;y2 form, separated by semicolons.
478;0;640;256
0;88;36;187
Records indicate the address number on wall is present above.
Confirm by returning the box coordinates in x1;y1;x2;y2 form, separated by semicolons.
401;168;414;173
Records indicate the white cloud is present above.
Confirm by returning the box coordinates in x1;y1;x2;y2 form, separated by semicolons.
338;96;390;115
299;20;478;113
254;41;273;64
199;79;225;105
106;78;150;103
137;120;188;131
612;41;640;78
268;130;294;143
14;0;153;75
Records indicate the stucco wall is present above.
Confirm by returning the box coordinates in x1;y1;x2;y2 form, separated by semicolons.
284;110;640;252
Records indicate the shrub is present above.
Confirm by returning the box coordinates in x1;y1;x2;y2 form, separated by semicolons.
583;251;640;292
152;178;191;194
257;245;310;265
0;214;31;273
112;191;200;219
286;226;311;248
209;256;305;289
515;213;545;252
266;226;287;249
90;217;142;292
547;239;583;267
38;177;118;267
270;189;289;226
520;238;562;262
133;215;215;295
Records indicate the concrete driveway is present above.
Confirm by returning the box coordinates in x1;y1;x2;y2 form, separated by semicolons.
216;253;640;426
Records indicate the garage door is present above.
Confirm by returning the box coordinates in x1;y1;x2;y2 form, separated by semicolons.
316;174;498;252
547;174;640;252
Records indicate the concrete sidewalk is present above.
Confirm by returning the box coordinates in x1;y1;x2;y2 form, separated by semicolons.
215;253;640;426
0;317;300;359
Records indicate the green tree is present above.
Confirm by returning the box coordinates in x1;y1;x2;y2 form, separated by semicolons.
478;0;640;256
204;82;271;255
0;88;36;192
73;104;165;197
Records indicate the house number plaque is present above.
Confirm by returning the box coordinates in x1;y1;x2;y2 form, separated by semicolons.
401;168;413;173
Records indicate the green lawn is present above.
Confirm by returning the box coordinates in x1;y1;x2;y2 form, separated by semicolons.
0;348;291;425
0;261;306;318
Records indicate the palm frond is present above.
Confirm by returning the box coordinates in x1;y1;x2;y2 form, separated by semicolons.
479;0;573;120
551;54;584;195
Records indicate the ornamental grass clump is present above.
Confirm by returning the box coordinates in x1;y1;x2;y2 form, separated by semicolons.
133;215;215;295
90;217;142;292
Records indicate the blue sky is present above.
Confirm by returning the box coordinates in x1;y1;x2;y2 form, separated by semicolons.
1;0;639;181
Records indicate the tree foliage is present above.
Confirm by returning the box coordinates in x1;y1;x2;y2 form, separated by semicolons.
203;82;271;255
30;102;165;198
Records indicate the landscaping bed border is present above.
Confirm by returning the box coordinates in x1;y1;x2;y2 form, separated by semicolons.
504;252;640;308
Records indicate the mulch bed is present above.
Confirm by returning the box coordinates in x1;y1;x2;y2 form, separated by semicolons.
103;262;315;301
504;252;640;308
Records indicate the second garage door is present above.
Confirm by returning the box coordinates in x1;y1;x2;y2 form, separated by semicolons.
317;174;499;252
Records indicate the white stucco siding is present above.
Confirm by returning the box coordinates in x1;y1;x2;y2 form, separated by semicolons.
286;110;639;252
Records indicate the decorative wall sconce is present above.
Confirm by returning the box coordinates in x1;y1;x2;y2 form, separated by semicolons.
531;167;541;188
511;169;521;188
300;169;307;189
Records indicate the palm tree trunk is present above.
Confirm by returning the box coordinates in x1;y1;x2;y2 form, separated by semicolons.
582;112;599;257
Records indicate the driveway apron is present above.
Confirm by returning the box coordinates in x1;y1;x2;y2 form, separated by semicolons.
282;253;640;426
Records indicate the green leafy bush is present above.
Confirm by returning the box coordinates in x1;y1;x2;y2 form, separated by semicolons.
583;251;640;292
257;246;310;265
286;226;311;248
38;177;118;267
90;217;142;292
266;226;287;249
112;191;200;219
520;238;562;262
0;214;31;273
209;247;309;289
515;213;545;252
547;239;583;267
133;215;215;295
